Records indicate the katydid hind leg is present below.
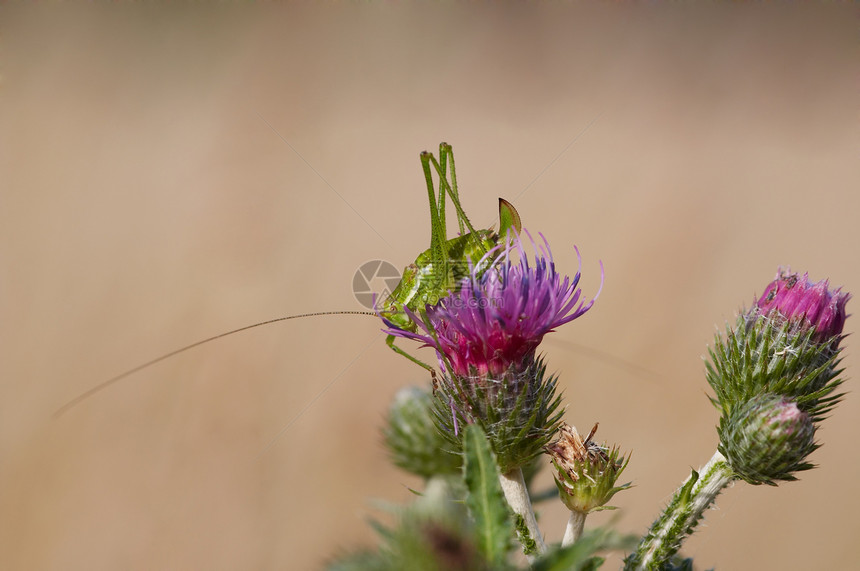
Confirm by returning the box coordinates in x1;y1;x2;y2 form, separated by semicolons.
420;151;448;278
438;143;465;236
428;149;481;242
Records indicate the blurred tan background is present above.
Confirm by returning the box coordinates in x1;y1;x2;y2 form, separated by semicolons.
1;4;857;570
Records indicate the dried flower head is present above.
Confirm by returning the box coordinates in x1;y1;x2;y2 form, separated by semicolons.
546;423;630;514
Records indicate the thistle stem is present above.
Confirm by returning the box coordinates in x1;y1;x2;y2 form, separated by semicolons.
562;511;586;547
625;450;735;570
499;468;546;558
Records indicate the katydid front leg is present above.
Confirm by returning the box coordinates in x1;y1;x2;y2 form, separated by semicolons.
385;333;437;384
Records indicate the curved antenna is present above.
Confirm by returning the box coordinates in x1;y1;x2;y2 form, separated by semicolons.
543;336;661;384
53;311;376;419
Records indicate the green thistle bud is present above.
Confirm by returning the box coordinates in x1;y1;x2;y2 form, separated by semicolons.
432;357;563;474
545;423;631;514
383;387;461;478
719;394;817;485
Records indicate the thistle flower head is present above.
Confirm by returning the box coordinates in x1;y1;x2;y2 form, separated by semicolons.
706;270;849;484
545;423;631;514
384;230;603;378
382;231;601;473
707;270;849;421
719;393;817;485
754;269;850;344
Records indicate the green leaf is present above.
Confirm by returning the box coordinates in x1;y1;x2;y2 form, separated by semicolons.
535;528;636;571
532;533;605;571
580;557;606;571
678;470;699;506
462;424;514;567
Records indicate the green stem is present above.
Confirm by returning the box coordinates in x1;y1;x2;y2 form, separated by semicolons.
625;450;735;570
561;511;586;547
499;468;546;559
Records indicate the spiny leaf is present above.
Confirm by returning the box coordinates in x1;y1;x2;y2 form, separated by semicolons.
462;424;514;567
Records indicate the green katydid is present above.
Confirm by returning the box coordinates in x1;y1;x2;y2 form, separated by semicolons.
378;142;522;374
53;142;519;417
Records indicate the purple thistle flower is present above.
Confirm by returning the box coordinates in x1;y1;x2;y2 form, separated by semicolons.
708;268;849;443
384;231;603;378
755;269;850;343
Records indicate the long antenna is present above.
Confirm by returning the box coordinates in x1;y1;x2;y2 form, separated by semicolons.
53;311;376;419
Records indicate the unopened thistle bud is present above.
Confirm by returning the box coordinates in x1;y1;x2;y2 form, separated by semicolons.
706;269;849;422
719;394;817;485
383;386;461;479
545;423;630;514
755;270;849;345
384;232;602;473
